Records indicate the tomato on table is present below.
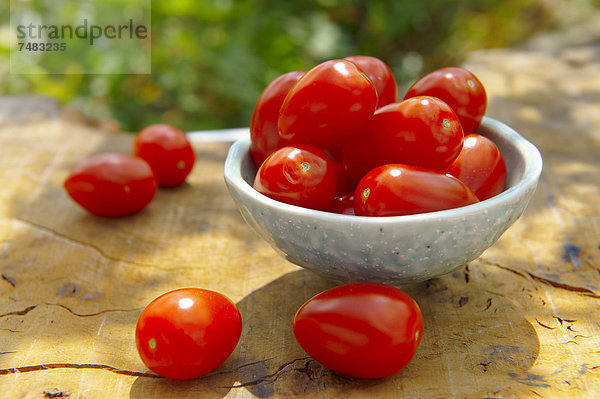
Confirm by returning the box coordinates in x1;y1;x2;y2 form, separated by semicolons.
63;153;157;217
354;164;479;217
292;282;423;379
345;55;397;108
253;145;338;211
135;288;242;380
403;66;487;134
278;59;378;149
133;124;196;187
342;96;464;184
250;71;305;167
446;133;507;201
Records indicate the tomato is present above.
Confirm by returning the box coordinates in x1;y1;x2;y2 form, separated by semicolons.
446;133;507;201
135;288;242;380
292;282;423;379
64;153;157;217
345;55;397;108
354;164;479;217
133;124;195;187
328;193;355;215
342;96;464;184
253;145;338;211
250;71;305;167
403;67;487;134
278;59;378;149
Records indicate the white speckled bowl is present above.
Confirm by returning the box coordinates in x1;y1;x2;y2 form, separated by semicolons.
224;117;542;284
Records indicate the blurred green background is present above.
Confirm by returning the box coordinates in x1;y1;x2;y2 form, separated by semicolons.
1;0;598;132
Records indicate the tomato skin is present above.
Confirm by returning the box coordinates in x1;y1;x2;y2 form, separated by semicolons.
250;71;305;167
64;153;157;217
342;96;464;184
403;67;487;134
328;193;355;215
133;124;195;187
253;145;338;211
345;55;397;108
278;59;378;149
292;282;423;379
446;134;507;201
135;288;242;380
354;164;479;217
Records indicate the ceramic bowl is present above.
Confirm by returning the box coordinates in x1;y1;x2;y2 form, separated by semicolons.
224;117;542;284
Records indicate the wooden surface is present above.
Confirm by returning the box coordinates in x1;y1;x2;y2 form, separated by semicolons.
2;34;600;399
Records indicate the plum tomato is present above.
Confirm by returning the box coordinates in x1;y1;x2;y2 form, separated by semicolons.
278;59;378;149
345;55;397;108
446;133;507;201
354;164;479;217
133;124;196;187
64;153;157;217
403;67;487;134
342;96;464;184
292;282;423;379
253;145;338;211
250;71;305;167
135;288;242;380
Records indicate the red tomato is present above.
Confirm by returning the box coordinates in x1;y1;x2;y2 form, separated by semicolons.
253;145;338;211
292;282;423;379
250;71;305;167
64;153;157;217
342;96;464;184
345;55;397;108
135;288;242;380
328;193;355;215
278;59;378;149
404;67;487;134
446;134;507;201
354;164;479;217
133;124;195;187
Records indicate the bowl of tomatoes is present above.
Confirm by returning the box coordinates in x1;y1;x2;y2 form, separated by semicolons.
224;58;542;284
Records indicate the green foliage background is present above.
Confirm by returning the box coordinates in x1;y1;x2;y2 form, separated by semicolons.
1;0;597;132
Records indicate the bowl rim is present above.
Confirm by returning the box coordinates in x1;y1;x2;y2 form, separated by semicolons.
224;116;543;224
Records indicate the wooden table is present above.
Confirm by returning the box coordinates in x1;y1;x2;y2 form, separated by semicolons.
1;38;600;398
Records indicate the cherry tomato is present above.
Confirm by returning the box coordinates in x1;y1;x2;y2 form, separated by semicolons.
342;96;464;184
250;71;305;167
64;153;157;217
135;288;242;380
345;55;397;108
292;282;423;379
253;145;338;211
403;67;487;134
133;124;195;187
328;193;355;215
278;59;378;149
446;134;507;201
354;164;479;217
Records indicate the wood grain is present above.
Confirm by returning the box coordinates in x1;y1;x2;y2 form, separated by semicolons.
1;39;600;398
